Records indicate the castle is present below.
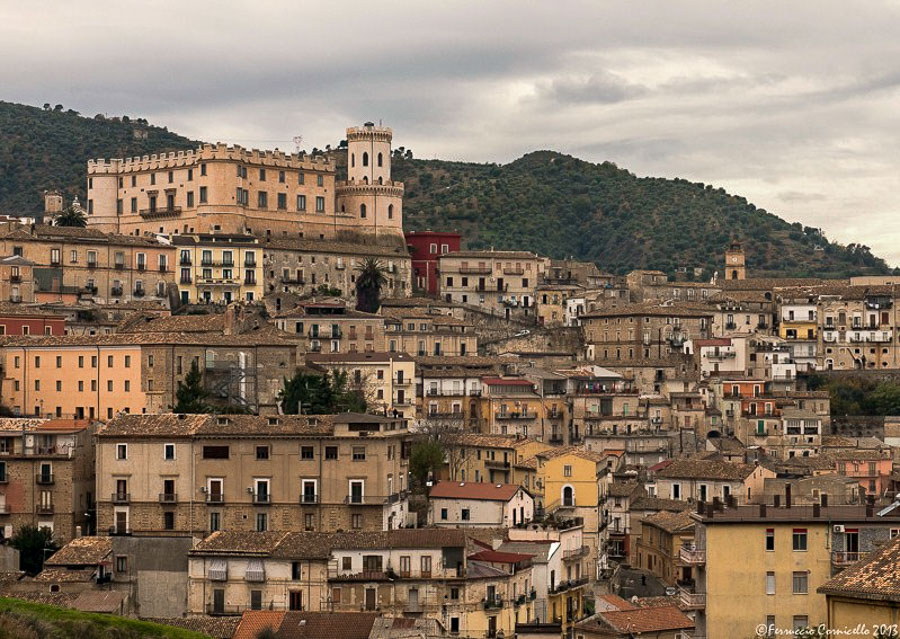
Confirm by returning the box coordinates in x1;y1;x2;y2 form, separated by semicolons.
85;122;404;241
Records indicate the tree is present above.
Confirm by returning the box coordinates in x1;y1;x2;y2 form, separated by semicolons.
53;205;86;228
417;415;467;481
409;440;444;491
11;525;57;575
279;370;369;415
354;258;388;313
173;361;211;413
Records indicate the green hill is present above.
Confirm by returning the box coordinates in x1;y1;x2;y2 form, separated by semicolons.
392;151;891;277
0;100;889;277
0;101;197;214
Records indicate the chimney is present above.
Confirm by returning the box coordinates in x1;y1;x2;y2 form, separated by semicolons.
866;503;874;518
785;484;792;509
812;501;820;517
759;504;767;518
697;501;705;515
821;493;828;508
712;497;721;512
774;494;781;508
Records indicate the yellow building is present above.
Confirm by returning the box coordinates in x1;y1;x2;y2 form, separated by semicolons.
692;502;900;637
536;284;583;327
172;234;263;304
441;433;551;486
819;537;900;631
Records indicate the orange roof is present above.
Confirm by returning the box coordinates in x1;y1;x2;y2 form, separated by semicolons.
600;605;693;633
429;481;525;501
35;419;91;432
233;611;285;639
597;593;637;611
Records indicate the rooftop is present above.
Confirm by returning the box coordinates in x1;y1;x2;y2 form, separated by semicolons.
429;481;525;502
818;537;900;603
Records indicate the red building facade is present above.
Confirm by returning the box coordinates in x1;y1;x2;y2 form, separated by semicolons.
0;311;66;336
404;231;461;295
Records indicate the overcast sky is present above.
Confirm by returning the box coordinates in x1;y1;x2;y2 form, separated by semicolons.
2;1;900;264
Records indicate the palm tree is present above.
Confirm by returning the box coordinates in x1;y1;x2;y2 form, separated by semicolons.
53;205;87;228
355;257;388;313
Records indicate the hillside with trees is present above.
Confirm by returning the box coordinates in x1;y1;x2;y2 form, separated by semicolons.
0;101;196;213
392;151;891;277
0;100;890;277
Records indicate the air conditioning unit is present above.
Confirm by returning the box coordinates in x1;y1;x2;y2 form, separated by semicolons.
833;525;845;533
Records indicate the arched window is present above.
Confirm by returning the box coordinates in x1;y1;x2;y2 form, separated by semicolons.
363;176;368;185
731;270;738;279
362;152;369;167
562;485;575;507
377;177;383;184
388;204;394;220
351;154;355;168
360;204;367;219
377;152;383;167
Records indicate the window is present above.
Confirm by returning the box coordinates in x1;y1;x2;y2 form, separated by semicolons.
441;508;448;520
325;446;338;460
251;590;263;610
766;571;775;595
792;571;808;594
792;528;807;551
793;616;809;631
765;528;774;551
163;511;175;530
351;514;362;529
315;196;325;212
289;591;303;611
199;186;207;203
563;465;572;477
301;446;314;460
342;557;352;571
164;444;175;461
116;444;127;460
352;446;366;461
450;618;460;634
116;556;128;573
297;194;307;211
256;513;268;532
672;483;681;499
461;508;470;521
202;446;229;459
277;192;287;210
256;446;269;460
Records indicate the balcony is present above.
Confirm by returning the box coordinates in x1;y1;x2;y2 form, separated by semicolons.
180;276;193;284
563;545;589;561
679;544;706;565
394;378;412;386
549;434;564;444
87;261;98;269
133;288;145;298
706;351;736;360
159;265;168;273
9;275;21;284
678;585;706;609
484;459;510;469
252;494;271;505
300;493;319;505
459;265;493;274
136;263;146;272
35;474;54;485
245;568;266;582
110;287;123;297
483;597;503;610
9;295;20;303
206;493;225;504
245;260;257;268
180;257;192;266
111;492;130;504
495;410;537;420
503;267;525;275
159;493;178;504
832;550;869;566
244;277;257;286
36;503;54;515
140;206;182;219
108;526;133;536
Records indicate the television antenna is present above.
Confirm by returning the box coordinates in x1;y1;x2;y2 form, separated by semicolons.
293;135;304;153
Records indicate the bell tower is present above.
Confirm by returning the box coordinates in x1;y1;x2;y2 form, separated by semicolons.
725;241;746;280
335;122;404;239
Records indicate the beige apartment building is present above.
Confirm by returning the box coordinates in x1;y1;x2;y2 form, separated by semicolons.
0;223;176;306
438;250;547;318
582;303;713;363
95;413;412;537
0;256;35;304
171;233;263;304
306;352;416;419
273;301;386;355
382;309;477;357
87;123;403;241
265;237;412;306
0;418;95;542
818;287;899;370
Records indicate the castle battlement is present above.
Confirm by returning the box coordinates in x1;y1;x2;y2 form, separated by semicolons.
335;181;405;197
87;143;335;175
346;125;393;143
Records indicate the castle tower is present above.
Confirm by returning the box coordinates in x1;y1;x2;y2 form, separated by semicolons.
335;122;404;239
725;241;746;280
43;190;63;215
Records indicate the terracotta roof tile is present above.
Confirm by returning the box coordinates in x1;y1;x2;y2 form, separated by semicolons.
45;537;112;566
643;510;696;534
430;481;525;501
818;537;900;602
596;605;694;633
654;459;756;481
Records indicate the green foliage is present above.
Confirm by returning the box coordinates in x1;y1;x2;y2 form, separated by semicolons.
0;597;210;638
9;526;57;576
256;629;279;639
172;361;211;414
808;374;900;415
279;370;369;415
0;101;196;213
410;440;445;490
52;204;86;227
392;152;892;277
354;258;388;313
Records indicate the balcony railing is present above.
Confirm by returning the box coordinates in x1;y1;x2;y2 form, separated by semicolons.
831;550;869;566
110;287;123;297
459;266;493;274
252;494;271;505
108;527;132;536
483;597;503;610
484;459;510;469
678;585;706;609
495;411;537;420
206;494;225;504
159;493;178;504
679;544;706;564
563;545;589;561
111;493;130;504
300;493;319;504
36;503;54;514
35;474;54;485
140;206;182;219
